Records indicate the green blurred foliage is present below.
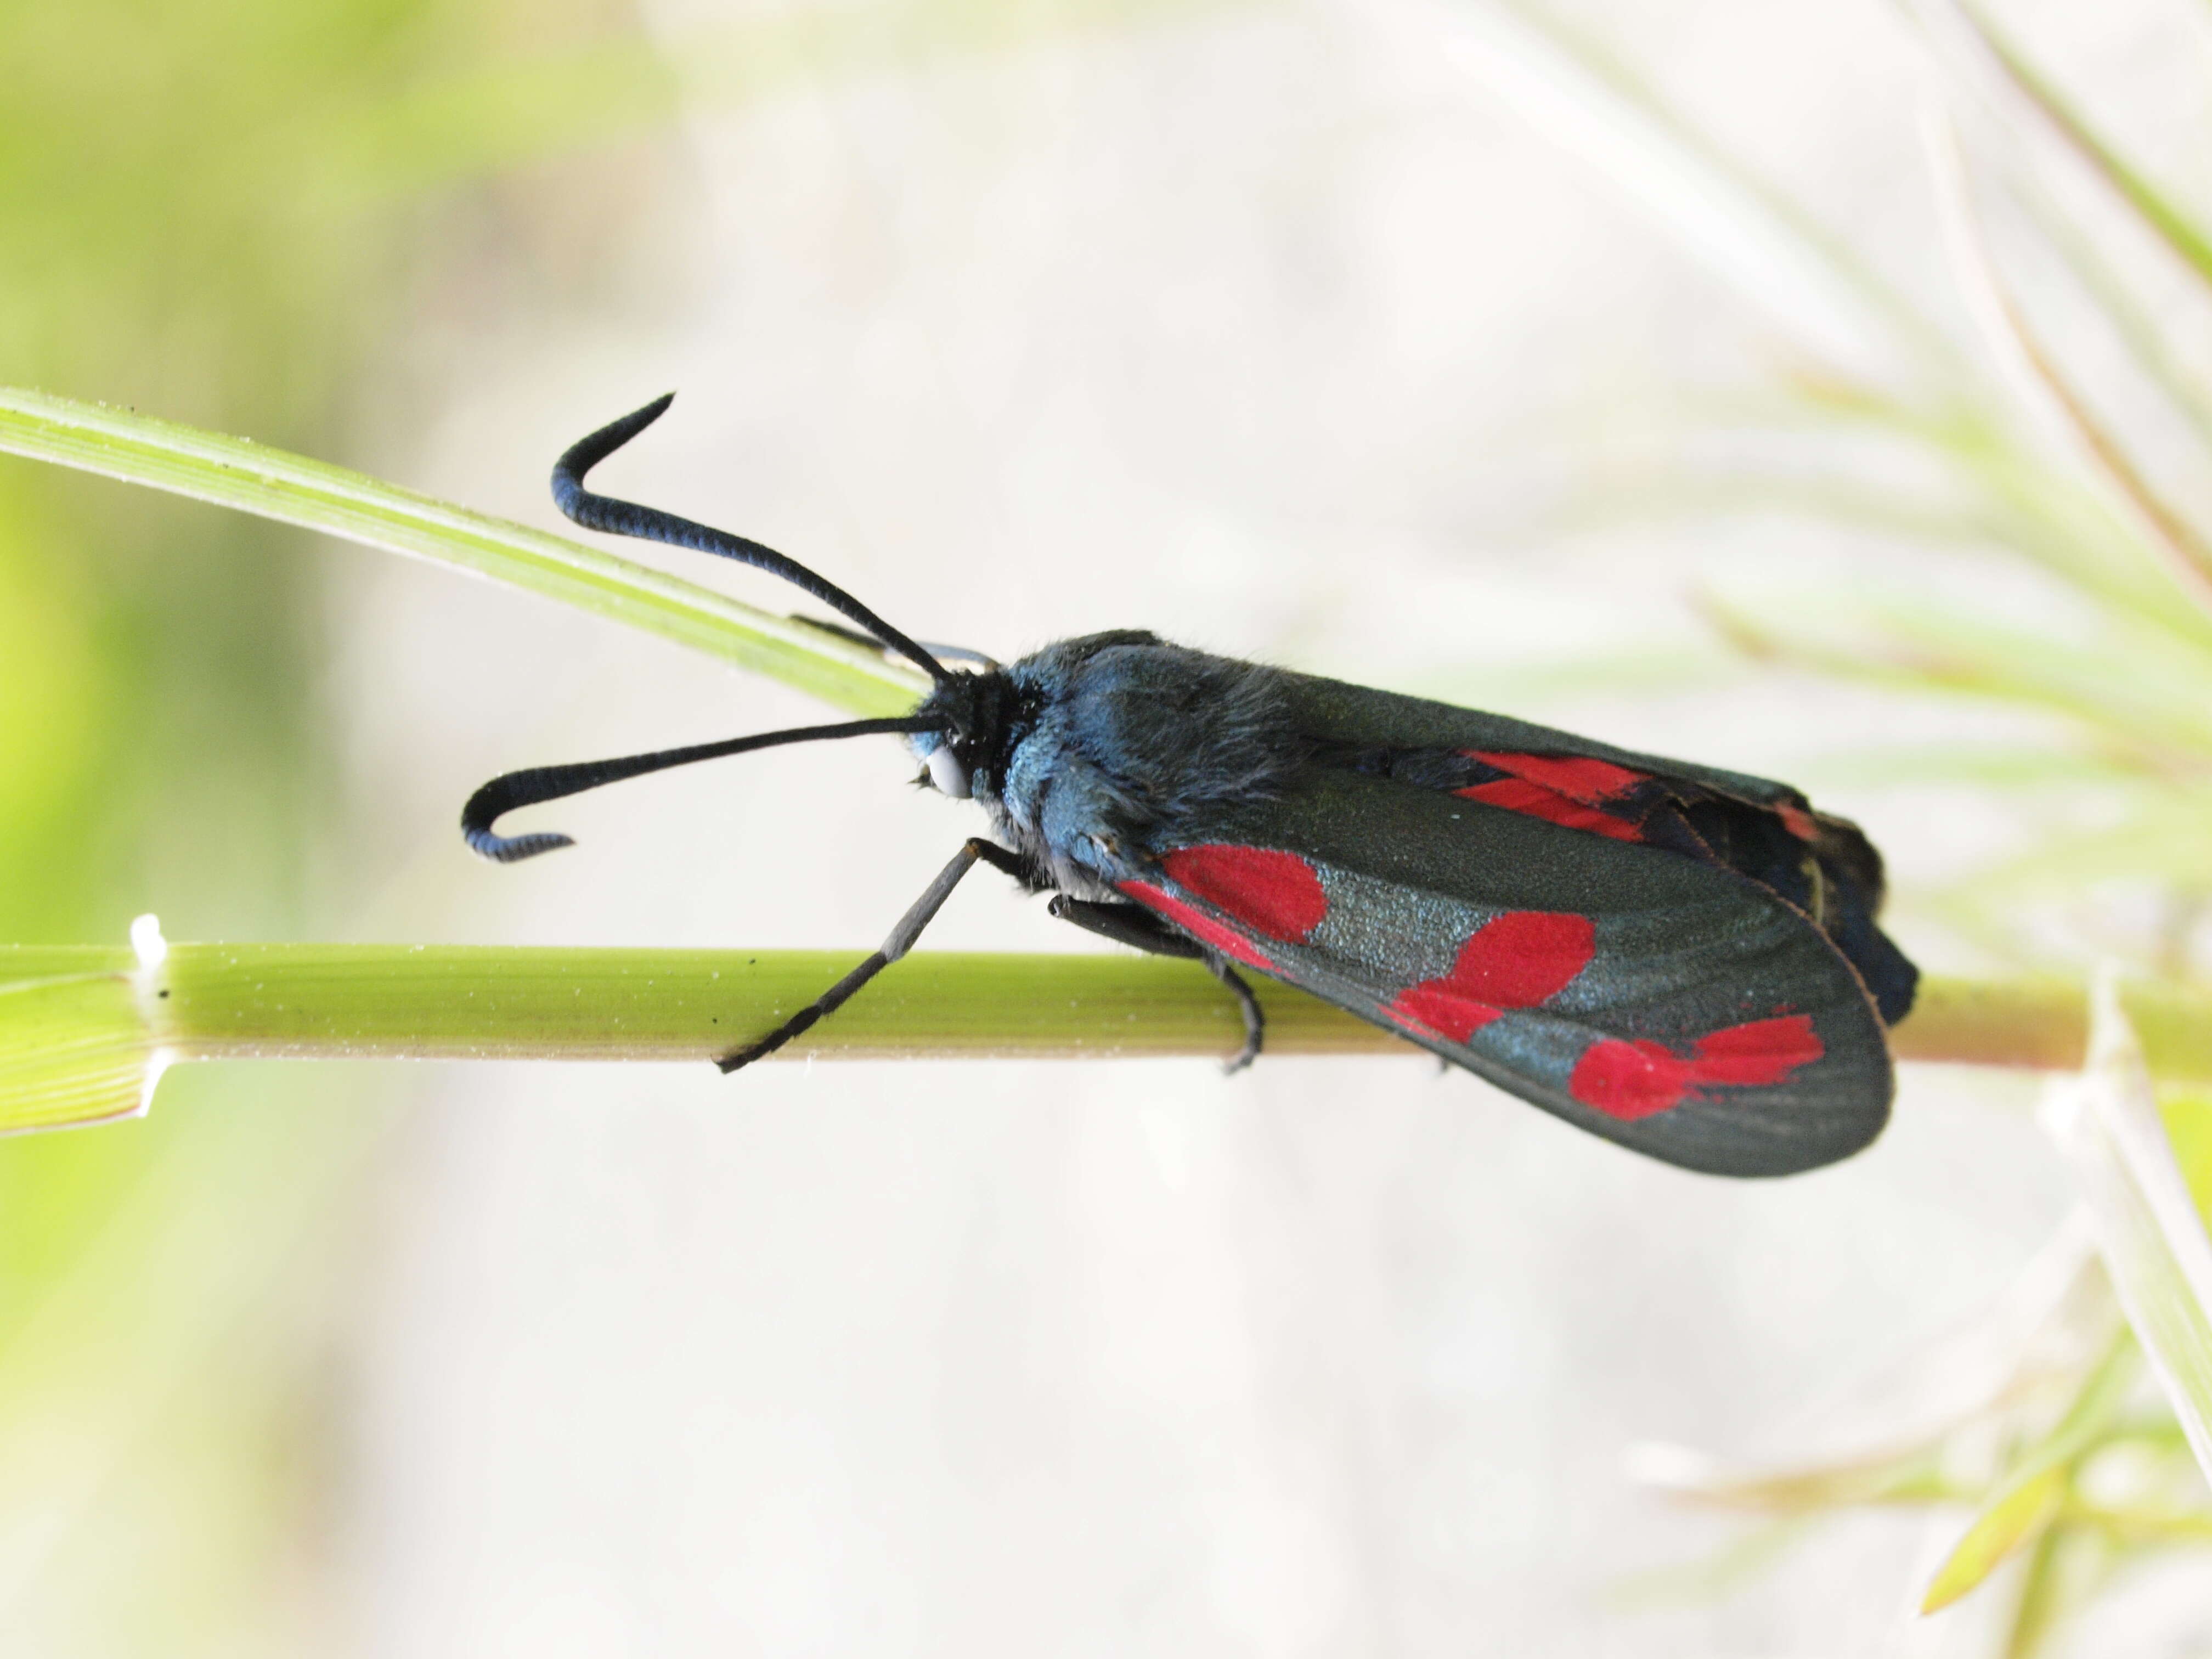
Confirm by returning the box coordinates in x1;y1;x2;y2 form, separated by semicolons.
0;0;1259;1641
0;0;645;1647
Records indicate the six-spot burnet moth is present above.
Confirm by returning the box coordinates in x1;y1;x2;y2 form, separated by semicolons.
462;396;1918;1178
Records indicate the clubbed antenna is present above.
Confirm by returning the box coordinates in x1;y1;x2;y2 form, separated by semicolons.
463;716;941;861
553;396;951;685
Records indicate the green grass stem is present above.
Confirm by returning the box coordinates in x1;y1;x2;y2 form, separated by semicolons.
0;387;926;718
4;942;2201;1076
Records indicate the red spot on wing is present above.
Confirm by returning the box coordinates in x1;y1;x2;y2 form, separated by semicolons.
1160;845;1328;942
1466;752;1645;804
1389;911;1595;1043
1685;1014;1827;1087
1457;779;1643;841
1119;880;1275;970
1457;753;1649;842
1567;1014;1825;1121
1776;803;1819;842
1568;1040;1689;1120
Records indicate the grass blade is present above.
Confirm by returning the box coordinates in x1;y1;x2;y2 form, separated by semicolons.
1920;1332;2135;1612
1922;105;2212;607
1701;589;2212;761
1921;1466;2065;1612
1912;0;2212;294
2005;154;2212;459
0;949;161;1135
1409;0;1940;381
2042;972;2212;1484
1750;374;2212;641
0;387;926;718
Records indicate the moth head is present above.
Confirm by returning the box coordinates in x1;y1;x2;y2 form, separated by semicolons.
905;661;1024;803
461;395;1007;863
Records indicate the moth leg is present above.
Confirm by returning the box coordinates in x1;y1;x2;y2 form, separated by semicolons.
1046;895;1204;960
1046;896;1264;1074
718;838;1025;1073
1208;959;1264;1076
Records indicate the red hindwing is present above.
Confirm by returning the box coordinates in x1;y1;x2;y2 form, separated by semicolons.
1455;752;1650;843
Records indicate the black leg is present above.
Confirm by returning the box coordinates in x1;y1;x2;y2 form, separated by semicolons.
1046;895;1204;959
719;838;1025;1072
1047;895;1266;1074
1211;960;1264;1075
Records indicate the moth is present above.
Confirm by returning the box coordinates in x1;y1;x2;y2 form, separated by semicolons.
464;397;1917;1178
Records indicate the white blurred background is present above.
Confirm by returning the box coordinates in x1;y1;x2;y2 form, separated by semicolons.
16;0;2212;1652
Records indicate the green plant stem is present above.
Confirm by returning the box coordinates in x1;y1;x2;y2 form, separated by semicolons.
0;387;925;717
9;945;2207;1076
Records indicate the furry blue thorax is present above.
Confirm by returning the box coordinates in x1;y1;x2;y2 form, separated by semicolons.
906;631;1300;899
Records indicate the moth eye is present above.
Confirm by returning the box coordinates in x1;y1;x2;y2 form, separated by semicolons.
927;746;972;799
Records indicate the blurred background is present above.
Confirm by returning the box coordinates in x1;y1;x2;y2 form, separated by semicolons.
5;0;2211;1651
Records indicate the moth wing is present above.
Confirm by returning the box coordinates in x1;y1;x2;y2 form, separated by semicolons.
1116;768;1893;1177
1269;667;1917;1025
1271;668;1807;804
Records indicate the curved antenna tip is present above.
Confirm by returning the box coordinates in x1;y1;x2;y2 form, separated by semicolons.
549;397;955;687
613;392;676;438
457;715;939;871
465;827;577;864
552;394;682;511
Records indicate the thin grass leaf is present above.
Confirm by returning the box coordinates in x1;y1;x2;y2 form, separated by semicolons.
0;950;160;1135
1728;574;2212;760
1863;601;2212;752
1701;590;2212;762
1998;1525;2068;1659
1627;1439;1959;1514
1923;1466;2066;1612
2159;1089;2212;1228
1920;1332;2136;1612
1911;0;2212;295
2062;1499;2212;1545
1922;105;2212;608
1590;473;2022;555
0;387;926;718
1938;791;2212;898
1617;460;2212;667
1408;0;1942;382
1696;376;2212;648
2042;972;2212;1485
2002;153;2212;459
